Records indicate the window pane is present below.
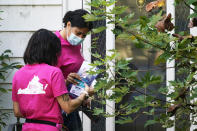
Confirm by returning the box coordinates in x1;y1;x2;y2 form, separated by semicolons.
115;0;166;131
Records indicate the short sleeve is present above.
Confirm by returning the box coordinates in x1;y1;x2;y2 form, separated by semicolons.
12;74;18;102
51;69;68;97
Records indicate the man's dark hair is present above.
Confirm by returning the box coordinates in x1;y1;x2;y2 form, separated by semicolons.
63;9;93;30
23;29;61;66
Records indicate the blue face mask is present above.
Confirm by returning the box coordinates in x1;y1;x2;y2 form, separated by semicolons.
67;27;84;46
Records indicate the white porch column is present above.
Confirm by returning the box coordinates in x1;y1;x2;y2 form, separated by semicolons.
166;0;175;131
81;0;92;131
106;0;115;131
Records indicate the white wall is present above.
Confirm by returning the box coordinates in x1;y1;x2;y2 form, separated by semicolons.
0;0;93;130
0;0;62;130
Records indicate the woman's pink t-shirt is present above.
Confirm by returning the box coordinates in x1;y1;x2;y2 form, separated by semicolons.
12;63;68;130
55;31;84;79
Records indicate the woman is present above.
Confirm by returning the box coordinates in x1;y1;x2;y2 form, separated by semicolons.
12;29;92;131
55;9;93;131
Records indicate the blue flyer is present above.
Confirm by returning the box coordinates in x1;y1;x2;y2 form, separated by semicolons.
68;61;98;98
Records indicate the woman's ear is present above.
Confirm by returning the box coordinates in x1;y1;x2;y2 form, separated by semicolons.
66;21;71;28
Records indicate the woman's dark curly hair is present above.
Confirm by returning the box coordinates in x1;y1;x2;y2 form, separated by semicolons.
63;9;93;30
23;29;61;66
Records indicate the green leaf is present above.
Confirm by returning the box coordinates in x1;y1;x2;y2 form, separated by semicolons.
91;60;104;66
0;88;8;93
123;107;140;115
94;79;108;91
117;33;131;40
0;74;5;80
105;0;116;7
92;53;102;60
3;49;12;54
158;87;168;94
116;116;133;124
92;26;106;34
149;10;163;27
186;72;195;83
140;72;162;88
7;89;12;92
154;52;171;65
110;6;128;15
133;95;146;102
187;0;197;4
188;13;197;19
83;14;105;22
120;70;138;78
144;120;157;127
93;108;104;115
116;61;129;70
14;64;23;69
144;108;155;115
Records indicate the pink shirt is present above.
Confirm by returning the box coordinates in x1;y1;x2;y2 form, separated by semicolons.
55;31;84;79
12;64;68;128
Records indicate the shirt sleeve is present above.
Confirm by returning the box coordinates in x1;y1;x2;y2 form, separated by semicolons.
51;69;68;97
12;74;18;102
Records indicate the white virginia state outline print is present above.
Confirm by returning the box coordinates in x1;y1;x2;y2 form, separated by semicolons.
17;75;48;94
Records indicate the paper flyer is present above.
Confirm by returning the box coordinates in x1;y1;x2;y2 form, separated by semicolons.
68;61;98;98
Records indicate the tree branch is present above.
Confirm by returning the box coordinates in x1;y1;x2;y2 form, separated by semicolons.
184;0;197;13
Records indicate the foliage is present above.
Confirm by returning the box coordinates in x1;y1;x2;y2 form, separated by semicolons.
0;10;22;130
175;0;197;18
0;49;21;130
0;50;21;93
84;0;197;130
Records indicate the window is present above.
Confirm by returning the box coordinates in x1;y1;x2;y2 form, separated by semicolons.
115;0;166;130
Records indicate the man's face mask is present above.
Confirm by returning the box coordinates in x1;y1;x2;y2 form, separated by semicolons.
66;26;84;46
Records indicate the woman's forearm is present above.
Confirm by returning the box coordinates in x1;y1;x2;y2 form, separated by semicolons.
69;93;86;112
57;93;86;114
13;102;24;118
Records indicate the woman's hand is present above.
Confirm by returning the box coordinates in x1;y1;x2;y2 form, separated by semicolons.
84;84;94;97
66;73;81;85
82;98;91;108
88;86;94;96
57;84;94;114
